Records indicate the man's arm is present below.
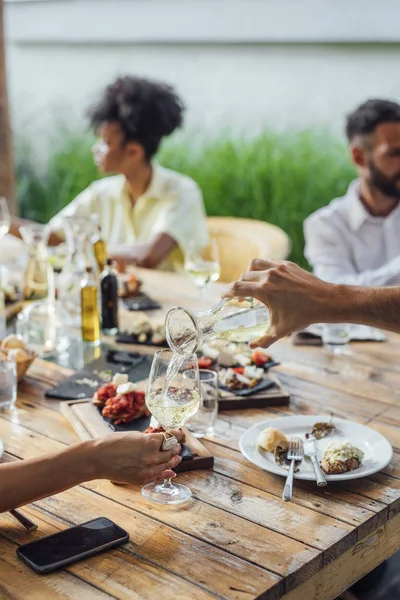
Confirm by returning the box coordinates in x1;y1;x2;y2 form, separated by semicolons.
224;259;400;348
304;216;400;286
108;232;177;269
0;431;182;513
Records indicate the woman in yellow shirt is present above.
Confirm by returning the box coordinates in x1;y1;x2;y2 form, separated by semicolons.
12;77;208;271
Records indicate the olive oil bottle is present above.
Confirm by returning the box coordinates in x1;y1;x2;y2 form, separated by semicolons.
100;259;119;335
81;267;100;346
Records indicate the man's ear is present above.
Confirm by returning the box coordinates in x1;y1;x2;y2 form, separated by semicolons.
350;144;368;169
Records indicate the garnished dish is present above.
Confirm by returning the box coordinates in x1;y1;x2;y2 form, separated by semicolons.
239;415;393;482
321;441;364;474
219;365;265;391
92;373;149;425
199;340;275;369
118;274;142;298
119;314;167;346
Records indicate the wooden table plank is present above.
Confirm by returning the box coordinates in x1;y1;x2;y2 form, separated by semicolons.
0;418;319;592
281;512;400;600
1;268;400;599
1;487;282;600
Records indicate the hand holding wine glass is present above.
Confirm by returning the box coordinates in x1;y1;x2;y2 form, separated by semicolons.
0;198;11;240
142;349;200;504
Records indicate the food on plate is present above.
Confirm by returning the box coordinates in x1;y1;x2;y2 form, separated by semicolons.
119;274;142;298
258;427;287;452
251;349;272;367
311;421;336;440
198;356;213;369
219;365;264;390
274;439;301;471
92;382;117;406
1;334;25;351
321;441;364;474
199;340;274;370
122;314;166;345
92;373;149;425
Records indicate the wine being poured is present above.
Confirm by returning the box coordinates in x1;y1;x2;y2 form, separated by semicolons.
165;298;270;354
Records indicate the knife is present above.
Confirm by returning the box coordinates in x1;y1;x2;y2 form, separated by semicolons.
304;436;327;486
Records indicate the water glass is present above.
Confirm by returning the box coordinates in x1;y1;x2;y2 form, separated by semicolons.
184;369;218;437
0;360;17;410
322;324;351;354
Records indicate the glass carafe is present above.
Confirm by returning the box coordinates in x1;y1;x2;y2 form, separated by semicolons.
20;224;54;301
58;217;100;327
165;298;270;354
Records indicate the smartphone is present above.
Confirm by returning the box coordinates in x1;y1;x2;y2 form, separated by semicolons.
17;517;129;574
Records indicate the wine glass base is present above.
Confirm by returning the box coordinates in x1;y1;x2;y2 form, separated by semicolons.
141;481;192;505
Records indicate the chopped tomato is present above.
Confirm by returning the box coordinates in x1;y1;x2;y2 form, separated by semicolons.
198;356;213;369
232;367;245;375
251;349;271;367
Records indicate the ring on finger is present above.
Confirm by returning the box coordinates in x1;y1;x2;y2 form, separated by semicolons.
159;432;178;451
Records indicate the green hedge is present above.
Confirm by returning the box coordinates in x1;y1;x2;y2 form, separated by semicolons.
15;128;356;269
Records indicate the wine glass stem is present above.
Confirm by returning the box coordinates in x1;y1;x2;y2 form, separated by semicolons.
163;478;173;488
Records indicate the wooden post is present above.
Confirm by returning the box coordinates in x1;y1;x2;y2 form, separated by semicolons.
0;0;15;214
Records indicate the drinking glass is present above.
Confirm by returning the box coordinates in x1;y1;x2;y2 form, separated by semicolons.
184;238;221;295
184;369;218;437
0;197;10;240
0;360;17;410
322;324;351;354
142;349;200;504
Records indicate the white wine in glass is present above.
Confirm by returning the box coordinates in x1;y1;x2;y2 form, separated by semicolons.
184;238;221;294
142;350;200;505
0;197;11;240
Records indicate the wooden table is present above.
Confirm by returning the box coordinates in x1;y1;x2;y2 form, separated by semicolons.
1;269;399;600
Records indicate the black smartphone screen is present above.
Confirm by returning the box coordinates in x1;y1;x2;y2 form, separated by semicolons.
17;517;129;573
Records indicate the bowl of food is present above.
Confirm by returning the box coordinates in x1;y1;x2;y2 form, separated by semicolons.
0;334;36;382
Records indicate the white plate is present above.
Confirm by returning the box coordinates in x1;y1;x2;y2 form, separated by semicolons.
0;438;3;460
239;415;393;482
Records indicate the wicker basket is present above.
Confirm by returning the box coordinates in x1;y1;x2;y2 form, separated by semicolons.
206;217;291;283
0;344;36;383
15;351;36;382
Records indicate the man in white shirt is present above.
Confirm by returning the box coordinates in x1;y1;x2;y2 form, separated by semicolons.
11;76;208;271
304;99;400;286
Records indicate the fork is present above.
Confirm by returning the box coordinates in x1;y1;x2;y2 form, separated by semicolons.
282;437;304;502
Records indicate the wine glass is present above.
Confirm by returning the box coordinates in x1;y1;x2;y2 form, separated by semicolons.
142;349;200;504
184;238;221;296
0;197;11;240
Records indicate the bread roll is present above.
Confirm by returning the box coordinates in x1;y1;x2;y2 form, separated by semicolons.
7;348;31;363
1;334;25;351
258;427;287;452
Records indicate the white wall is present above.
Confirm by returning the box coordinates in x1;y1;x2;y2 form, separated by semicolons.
5;0;400;142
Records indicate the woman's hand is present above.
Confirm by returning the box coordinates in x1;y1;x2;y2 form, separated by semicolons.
224;259;337;348
89;430;184;485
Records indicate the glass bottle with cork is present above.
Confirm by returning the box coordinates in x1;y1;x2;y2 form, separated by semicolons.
100;259;119;335
81;267;100;346
91;215;107;274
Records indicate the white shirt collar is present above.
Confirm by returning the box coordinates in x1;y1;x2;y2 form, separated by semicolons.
347;179;400;231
